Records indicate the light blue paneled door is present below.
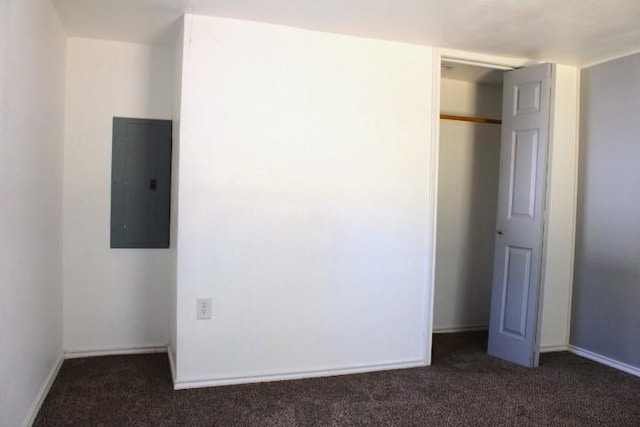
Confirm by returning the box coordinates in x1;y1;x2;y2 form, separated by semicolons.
487;63;553;367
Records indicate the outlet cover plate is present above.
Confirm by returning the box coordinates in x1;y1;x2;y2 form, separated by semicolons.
197;298;212;320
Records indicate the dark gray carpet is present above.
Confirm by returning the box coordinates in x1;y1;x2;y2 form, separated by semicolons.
35;332;640;426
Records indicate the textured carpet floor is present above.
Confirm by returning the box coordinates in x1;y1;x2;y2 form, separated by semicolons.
35;332;640;426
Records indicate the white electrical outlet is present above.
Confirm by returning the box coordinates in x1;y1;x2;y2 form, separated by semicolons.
196;298;212;320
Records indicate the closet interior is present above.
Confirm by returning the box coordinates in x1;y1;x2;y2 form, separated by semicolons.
433;60;506;350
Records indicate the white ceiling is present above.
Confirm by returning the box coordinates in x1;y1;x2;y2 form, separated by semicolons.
52;0;640;66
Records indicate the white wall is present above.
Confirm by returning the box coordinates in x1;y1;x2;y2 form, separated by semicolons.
63;38;174;353
439;79;503;118
539;65;579;350
174;15;433;385
0;1;66;425
169;22;185;373
435;79;502;331
572;52;640;367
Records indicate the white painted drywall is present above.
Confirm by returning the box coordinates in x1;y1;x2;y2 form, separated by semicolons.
174;15;433;383
63;38;174;353
169;22;185;370
0;1;66;425
539;65;579;350
434;79;502;331
439;79;503;117
572;52;640;367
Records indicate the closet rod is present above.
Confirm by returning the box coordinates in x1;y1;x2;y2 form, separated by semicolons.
440;114;502;125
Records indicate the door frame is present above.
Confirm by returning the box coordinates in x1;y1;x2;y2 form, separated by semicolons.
424;48;544;365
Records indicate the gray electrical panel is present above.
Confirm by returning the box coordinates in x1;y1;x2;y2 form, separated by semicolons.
110;117;172;248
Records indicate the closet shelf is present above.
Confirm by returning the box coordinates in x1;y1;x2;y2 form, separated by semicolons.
440;114;502;125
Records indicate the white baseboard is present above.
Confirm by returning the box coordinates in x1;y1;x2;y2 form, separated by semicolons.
433;324;488;333
23;353;64;427
64;344;168;359
568;345;640;378
167;345;177;387
540;344;569;353
174;359;426;390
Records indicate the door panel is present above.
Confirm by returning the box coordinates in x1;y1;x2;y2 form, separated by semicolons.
501;246;531;338
510;129;539;218
488;63;553;367
514;81;541;114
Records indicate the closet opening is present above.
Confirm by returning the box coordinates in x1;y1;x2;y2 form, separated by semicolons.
432;59;507;362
